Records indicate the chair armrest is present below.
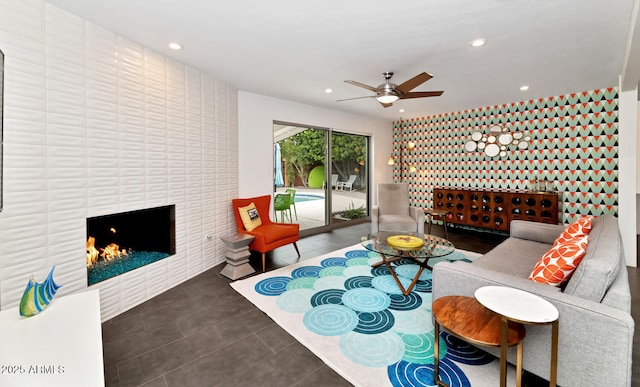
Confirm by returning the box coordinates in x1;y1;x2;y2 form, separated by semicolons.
409;206;425;235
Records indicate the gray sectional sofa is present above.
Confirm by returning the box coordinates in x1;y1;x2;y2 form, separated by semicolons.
432;215;634;387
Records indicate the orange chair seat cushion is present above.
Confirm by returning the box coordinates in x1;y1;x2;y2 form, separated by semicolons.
249;223;300;252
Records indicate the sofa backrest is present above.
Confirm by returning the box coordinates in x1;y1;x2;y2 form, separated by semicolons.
563;215;629;311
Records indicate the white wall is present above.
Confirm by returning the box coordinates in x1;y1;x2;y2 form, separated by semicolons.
0;1;238;319
238;92;393;204
619;88;638;266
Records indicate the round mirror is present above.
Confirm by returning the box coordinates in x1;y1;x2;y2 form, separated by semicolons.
498;133;513;145
477;142;486;150
513;132;523;140
518;141;529;150
464;141;477;152
485;143;500;157
489;125;502;134
499;151;507;157
487;135;496;143
471;131;482;141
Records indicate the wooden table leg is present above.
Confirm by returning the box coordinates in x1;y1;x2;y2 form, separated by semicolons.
550;320;558;387
434;318;441;385
500;317;508;387
516;341;523;387
433;319;450;387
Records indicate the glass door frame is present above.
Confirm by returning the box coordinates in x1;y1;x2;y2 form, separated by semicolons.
273;121;370;237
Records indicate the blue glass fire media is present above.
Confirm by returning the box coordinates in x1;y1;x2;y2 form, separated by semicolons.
86;205;176;286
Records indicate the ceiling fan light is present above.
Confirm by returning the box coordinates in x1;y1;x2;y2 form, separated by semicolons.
376;91;399;104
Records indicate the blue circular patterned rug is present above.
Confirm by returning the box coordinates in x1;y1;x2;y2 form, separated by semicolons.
231;245;507;387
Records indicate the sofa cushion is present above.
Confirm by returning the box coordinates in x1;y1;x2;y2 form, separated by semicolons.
563;215;622;302
528;236;588;286
378;214;419;232
553;216;592;246
474;238;551;278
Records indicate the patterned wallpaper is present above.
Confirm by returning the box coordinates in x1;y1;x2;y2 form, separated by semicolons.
392;88;618;224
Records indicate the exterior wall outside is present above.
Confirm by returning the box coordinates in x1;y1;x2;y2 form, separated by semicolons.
0;1;238;319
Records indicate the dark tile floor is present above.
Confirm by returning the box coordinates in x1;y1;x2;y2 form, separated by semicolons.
102;223;640;387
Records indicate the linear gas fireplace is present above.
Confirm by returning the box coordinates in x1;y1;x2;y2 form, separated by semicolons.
86;205;176;286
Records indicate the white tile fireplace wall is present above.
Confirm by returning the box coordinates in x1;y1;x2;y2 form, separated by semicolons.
0;1;238;321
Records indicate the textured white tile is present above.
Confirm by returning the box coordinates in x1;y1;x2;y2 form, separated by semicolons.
47;178;86;191
119;184;145;195
145;259;169;296
47;187;87;202
119;270;148;307
0;30;46;67
95;285;122;322
46;167;86;180
47;197;89;212
46;59;85;87
47;230;85;254
0;0;239;320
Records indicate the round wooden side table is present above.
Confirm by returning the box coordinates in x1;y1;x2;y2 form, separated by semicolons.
432;295;526;387
475;286;559;387
425;208;450;239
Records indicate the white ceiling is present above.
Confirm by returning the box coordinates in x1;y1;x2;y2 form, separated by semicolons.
47;0;640;121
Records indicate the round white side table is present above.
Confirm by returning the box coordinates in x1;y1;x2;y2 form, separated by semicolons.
475;286;559;387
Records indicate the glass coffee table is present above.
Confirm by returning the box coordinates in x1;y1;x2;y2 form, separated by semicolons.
361;232;456;295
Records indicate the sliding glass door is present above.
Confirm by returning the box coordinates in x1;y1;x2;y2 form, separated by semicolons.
330;132;368;227
273;123;369;234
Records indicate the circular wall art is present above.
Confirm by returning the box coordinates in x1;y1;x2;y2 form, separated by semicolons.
464;125;529;157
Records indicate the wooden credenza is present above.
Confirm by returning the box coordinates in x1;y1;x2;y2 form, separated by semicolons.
433;187;560;232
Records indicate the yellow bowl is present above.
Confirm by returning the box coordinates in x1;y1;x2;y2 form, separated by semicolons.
387;235;424;250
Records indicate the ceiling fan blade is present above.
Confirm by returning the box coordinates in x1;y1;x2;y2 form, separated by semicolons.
380;101;393;108
395;72;433;94
344;80;379;92
400;90;444;99
337;95;375;102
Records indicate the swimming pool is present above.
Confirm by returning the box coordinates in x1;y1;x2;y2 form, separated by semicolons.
294;194;324;203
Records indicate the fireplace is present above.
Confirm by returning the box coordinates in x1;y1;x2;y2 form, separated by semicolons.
86;205;176;286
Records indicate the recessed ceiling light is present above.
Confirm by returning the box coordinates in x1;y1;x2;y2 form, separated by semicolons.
325;88;333;94
471;39;486;47
168;42;183;50
520;85;530;91
399;109;405;113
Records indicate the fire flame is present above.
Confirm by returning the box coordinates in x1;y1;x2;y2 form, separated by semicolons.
86;236;130;268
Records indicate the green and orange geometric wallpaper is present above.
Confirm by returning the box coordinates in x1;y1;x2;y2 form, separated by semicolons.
391;87;618;224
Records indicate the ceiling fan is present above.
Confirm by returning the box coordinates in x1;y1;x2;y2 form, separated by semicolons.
338;71;444;108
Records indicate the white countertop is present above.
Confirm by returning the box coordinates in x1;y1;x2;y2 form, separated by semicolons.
0;290;104;387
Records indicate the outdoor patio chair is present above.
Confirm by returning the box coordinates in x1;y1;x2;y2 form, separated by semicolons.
337;174;357;191
274;193;293;222
285;188;298;220
322;174;339;190
371;183;425;235
232;195;300;272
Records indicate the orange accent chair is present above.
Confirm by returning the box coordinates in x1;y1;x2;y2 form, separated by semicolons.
232;195;300;272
